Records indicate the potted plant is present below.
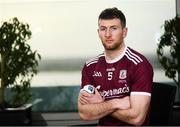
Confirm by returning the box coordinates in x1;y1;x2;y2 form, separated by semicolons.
0;17;41;125
156;15;180;102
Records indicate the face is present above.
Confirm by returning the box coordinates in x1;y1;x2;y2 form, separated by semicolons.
98;18;127;51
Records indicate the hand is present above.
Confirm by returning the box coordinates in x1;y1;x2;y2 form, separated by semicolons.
110;96;130;110
79;88;104;105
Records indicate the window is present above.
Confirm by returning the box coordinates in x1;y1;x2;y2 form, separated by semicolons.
0;0;176;86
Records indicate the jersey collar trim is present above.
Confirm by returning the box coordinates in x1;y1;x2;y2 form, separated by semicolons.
105;46;127;64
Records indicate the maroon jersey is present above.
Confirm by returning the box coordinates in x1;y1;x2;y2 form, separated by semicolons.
81;46;153;126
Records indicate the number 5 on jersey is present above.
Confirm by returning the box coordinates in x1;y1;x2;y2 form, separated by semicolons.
108;71;113;80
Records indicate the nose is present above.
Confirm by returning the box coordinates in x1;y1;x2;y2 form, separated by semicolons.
105;29;111;37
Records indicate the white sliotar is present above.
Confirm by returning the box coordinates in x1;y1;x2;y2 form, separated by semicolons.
83;84;95;94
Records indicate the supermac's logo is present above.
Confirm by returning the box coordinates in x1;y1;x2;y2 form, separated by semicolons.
119;70;127;79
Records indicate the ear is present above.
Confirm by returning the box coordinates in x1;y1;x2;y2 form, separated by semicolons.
97;29;101;38
122;27;128;38
97;29;100;34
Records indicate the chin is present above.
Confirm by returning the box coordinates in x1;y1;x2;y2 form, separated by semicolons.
105;46;117;50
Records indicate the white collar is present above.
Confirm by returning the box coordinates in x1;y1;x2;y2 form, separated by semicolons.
105;46;127;64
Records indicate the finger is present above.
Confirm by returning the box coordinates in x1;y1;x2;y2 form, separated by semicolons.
102;96;105;101
81;90;92;97
79;96;89;105
95;88;101;96
80;94;93;103
80;99;87;105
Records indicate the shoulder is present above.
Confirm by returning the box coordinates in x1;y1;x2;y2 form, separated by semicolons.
85;53;105;67
125;47;151;66
125;47;153;77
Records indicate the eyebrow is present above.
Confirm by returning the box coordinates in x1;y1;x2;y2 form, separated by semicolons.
99;25;120;28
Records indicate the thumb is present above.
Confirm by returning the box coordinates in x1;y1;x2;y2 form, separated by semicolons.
95;88;105;101
94;88;101;95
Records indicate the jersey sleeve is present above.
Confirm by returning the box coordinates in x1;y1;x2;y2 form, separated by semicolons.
81;64;93;89
130;59;153;96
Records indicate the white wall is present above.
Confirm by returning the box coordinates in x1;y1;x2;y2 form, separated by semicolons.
0;0;176;59
0;0;176;86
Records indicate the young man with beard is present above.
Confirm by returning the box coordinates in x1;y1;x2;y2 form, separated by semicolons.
78;7;153;126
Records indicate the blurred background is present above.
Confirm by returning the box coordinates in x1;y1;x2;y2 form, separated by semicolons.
1;0;179;126
0;0;176;87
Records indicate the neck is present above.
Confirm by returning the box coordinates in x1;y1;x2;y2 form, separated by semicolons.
105;42;125;61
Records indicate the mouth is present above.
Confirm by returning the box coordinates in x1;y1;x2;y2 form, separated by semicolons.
105;39;114;43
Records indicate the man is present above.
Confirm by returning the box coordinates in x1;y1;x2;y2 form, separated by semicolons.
78;7;153;126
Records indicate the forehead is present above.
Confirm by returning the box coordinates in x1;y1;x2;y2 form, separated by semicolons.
98;18;121;27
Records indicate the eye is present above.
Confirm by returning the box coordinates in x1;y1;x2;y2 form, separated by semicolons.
99;27;106;31
111;26;118;30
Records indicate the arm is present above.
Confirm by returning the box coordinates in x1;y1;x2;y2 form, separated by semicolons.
78;97;115;120
111;57;153;125
78;89;130;120
111;95;151;125
78;89;114;120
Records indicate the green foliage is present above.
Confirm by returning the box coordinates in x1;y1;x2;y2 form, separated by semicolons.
0;17;41;108
157;16;180;86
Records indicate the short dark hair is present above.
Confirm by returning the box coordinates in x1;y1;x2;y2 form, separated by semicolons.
98;7;126;28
